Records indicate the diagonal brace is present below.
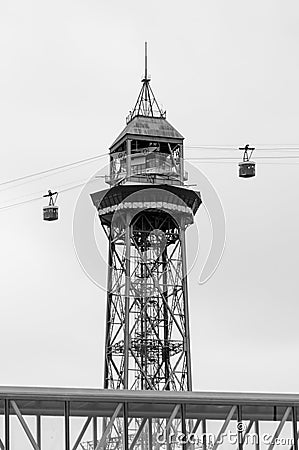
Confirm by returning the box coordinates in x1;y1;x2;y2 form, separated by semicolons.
72;417;92;450
242;420;254;442
95;403;122;450
212;405;237;450
129;418;147;450
11;400;40;450
165;404;181;433
186;419;202;450
268;407;291;450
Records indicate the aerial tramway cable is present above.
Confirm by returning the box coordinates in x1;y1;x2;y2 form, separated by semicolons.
0;153;106;189
0;181;91;211
1;144;299;213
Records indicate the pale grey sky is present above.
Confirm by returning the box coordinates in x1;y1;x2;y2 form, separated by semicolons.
0;0;299;396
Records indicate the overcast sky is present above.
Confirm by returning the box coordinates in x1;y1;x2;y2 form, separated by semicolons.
1;0;299;399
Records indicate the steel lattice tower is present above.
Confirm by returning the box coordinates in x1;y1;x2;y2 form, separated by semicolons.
91;44;201;396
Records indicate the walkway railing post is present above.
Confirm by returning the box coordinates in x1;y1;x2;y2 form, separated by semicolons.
36;415;41;449
64;401;70;450
292;407;298;450
4;400;9;450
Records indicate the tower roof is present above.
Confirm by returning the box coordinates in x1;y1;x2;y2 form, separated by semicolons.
110;116;184;151
110;43;184;151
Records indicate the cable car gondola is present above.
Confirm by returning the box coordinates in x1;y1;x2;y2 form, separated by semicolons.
238;144;256;178
43;190;58;221
239;161;255;178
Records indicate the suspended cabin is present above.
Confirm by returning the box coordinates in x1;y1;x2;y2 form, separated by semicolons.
43;206;58;221
43;190;59;221
239;161;256;178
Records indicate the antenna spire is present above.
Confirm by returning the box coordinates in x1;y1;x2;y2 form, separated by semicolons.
126;42;166;123
145;41;148;80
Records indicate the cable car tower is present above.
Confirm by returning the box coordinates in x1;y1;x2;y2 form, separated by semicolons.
91;42;201;427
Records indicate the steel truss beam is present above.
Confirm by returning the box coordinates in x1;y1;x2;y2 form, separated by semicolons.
212;405;237;450
268;407;291;450
95;403;122;450
72;417;92;450
10;400;40;450
103;211;191;393
100;208;193;449
1;388;299;449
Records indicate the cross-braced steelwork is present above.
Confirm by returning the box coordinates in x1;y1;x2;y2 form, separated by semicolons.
102;209;192;392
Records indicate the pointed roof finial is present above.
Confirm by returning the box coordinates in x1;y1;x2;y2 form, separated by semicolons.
126;42;166;124
144;41;148;81
142;41;150;83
